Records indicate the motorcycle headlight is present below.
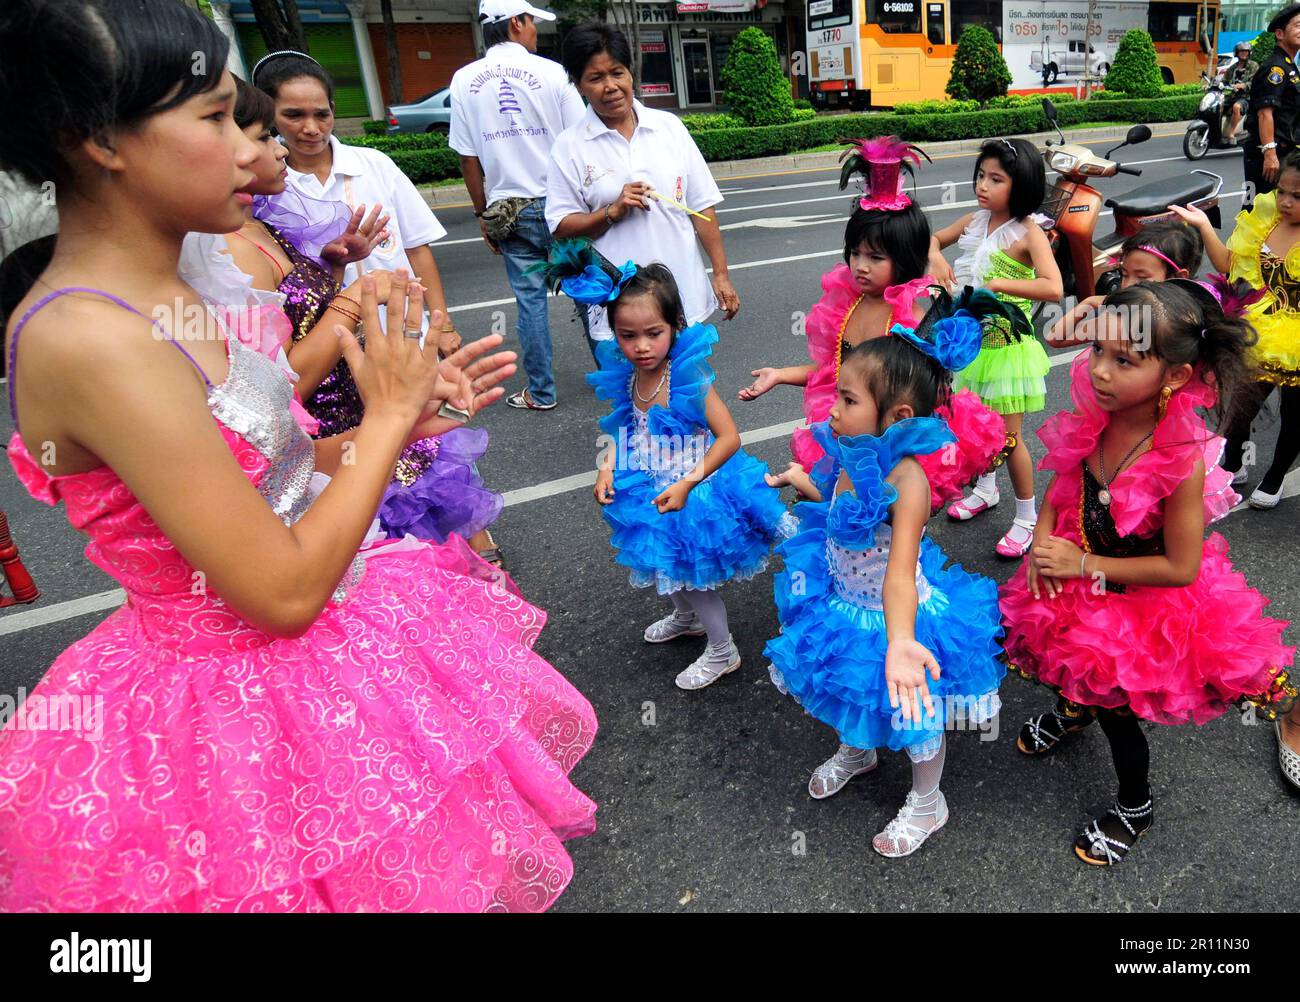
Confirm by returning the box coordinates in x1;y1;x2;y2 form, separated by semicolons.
1049;152;1077;172
1199;92;1217;112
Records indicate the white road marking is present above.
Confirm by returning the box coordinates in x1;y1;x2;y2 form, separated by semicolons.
0;589;126;637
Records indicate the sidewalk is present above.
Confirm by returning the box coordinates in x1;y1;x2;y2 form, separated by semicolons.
419;121;1192;210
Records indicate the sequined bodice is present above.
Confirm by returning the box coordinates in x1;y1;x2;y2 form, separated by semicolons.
628;398;713;491
267;224;364;441
1078;466;1163;595
824;513;931;612
1260;250;1300;313
7;335;365;656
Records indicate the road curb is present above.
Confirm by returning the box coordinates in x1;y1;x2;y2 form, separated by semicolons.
420;120;1194;209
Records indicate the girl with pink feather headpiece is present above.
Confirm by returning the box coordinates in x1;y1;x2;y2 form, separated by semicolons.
738;136;1006;513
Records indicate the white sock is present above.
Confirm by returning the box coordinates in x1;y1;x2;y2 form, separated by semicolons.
1015;495;1037;524
972;472;998;499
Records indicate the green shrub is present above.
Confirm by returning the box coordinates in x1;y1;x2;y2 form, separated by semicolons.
946;25;1012;104
685;94;1200;163
362;119;389;136
720;26;795;126
895;98;980;115
681;112;747;132
344;132;450;152
385;146;462;184
1104;30;1164;98
793;97;814;110
792;106;817;122
1251;29;1277;66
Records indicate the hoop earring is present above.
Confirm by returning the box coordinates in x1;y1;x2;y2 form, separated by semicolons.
1156;384;1172;422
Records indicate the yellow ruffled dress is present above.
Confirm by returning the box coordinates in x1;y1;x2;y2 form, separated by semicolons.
1227;192;1300;386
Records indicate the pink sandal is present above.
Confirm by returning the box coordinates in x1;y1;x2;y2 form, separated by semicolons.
947;488;1000;521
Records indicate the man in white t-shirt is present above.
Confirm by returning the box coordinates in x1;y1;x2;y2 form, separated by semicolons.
450;0;584;411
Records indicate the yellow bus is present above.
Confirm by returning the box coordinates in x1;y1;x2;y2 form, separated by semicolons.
807;0;1218;108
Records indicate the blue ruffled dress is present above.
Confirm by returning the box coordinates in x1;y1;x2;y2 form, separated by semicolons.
587;323;797;594
765;419;1005;760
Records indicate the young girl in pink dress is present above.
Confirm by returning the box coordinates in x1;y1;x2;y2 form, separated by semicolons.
740;139;1005;511
1001;279;1294;865
0;0;595;912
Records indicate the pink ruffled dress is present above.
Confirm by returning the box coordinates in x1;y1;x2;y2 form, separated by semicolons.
0;288;597;912
1000;354;1296;725
790;265;1006;510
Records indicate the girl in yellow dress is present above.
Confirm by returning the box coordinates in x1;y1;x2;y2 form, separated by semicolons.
1172;152;1300;509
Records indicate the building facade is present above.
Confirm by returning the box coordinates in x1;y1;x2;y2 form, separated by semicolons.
213;0;804;118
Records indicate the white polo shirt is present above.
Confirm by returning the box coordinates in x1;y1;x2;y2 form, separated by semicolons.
448;41;584;203
545;101;723;339
282;135;447;288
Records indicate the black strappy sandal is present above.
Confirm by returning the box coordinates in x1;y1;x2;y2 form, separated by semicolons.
1074;800;1153;866
1016;701;1093;755
473;530;505;569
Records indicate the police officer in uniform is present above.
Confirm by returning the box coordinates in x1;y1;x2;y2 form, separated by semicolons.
1245;4;1300;202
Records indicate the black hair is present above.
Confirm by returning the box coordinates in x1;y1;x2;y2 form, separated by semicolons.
0;235;58;371
1119;219;1204;277
483;13;532;49
1101;281;1256;429
253;51;335;105
609;263;686;333
1280;148;1300;179
234;76;276;133
841;336;948;419
0;0;230;188
973;137;1046;220
561;21;633;84
842;203;931;282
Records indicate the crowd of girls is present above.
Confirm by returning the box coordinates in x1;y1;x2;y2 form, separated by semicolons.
0;0;1296;912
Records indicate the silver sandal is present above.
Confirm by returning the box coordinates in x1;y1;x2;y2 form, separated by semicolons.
808;744;878;799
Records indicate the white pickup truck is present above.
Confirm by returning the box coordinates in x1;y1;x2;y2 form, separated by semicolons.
1030;40;1111;83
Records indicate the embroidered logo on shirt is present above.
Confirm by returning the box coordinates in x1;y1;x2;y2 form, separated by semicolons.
674;175;684;203
581;164;615;187
1269;66;1285;85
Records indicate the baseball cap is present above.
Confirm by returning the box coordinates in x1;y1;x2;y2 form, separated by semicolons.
1268;2;1300;31
479;0;556;23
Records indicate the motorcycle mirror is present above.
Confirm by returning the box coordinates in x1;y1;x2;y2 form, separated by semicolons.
1127;124;1152;145
1041;97;1058;121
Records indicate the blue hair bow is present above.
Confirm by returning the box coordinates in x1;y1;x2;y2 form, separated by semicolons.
889;310;983;372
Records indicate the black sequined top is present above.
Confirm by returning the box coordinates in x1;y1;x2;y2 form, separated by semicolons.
1079;465;1164;593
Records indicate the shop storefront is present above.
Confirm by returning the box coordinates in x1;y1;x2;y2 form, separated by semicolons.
633;1;803;109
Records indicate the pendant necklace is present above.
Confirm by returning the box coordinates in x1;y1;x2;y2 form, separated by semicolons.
633;363;670;404
1096;429;1154;507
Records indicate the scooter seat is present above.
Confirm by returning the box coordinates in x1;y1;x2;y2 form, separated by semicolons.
1104;175;1217;216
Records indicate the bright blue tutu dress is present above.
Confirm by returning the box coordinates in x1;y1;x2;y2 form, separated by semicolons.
587;323;796;594
765;419;1005;760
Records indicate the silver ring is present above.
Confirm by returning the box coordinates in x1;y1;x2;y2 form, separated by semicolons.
403;329;423;340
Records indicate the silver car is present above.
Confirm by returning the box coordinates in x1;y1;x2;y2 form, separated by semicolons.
386;87;451;135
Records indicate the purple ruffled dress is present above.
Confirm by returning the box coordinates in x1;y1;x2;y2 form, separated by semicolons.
263;221;502;542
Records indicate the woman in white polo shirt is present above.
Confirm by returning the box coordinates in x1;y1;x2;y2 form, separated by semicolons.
545;23;739;342
253;51;461;355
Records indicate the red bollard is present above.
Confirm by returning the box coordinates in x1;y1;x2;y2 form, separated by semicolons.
0;509;40;607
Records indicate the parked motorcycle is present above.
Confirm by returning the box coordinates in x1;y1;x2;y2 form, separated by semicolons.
1183;73;1248;160
1036;97;1223;302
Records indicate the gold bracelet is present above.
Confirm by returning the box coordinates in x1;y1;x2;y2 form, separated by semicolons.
334;293;361;311
326;302;361;324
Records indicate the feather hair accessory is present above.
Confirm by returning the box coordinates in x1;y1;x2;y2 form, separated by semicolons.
1178;273;1268;319
527;238;637;306
838;136;931;212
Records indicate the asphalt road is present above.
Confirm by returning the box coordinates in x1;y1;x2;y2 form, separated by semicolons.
2;129;1296;912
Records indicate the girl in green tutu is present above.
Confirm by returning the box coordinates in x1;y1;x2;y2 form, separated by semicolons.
928;138;1064;558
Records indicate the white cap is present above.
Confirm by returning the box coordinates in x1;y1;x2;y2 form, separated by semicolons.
479;0;556;23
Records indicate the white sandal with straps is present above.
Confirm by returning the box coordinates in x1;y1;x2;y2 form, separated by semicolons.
872;790;948;858
808;744;878;799
1277;719;1300;792
1075;799;1152;865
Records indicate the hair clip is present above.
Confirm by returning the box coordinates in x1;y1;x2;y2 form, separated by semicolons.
251;49;322;82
